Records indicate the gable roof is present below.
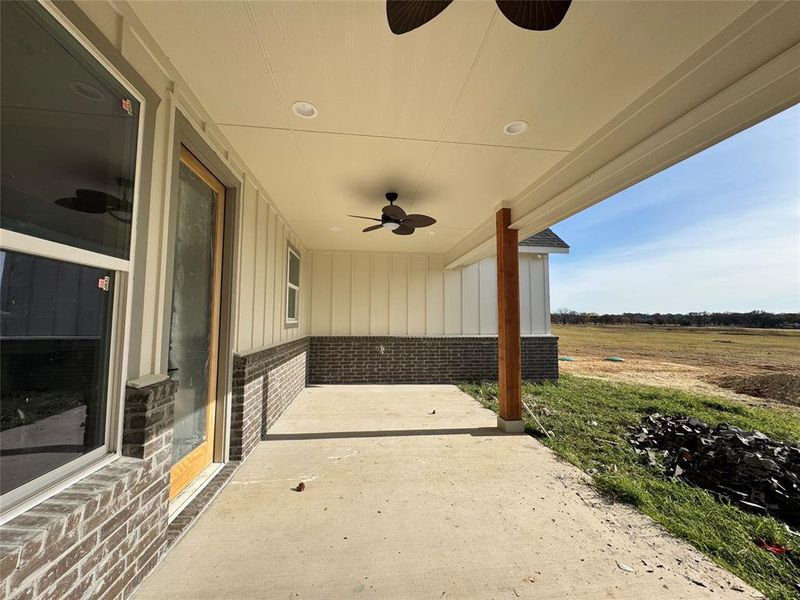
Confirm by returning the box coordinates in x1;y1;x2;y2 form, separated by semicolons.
519;229;569;253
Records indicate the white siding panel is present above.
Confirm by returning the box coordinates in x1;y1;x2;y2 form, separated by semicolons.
426;256;445;335
351;254;371;335
443;268;462;335
478;258;496;334
301;243;312;328
236;184;257;351
331;254;352;335
408;256;427;335
251;199;267;347
263;206;276;343
389;255;409;335
275;221;287;340
311;253;332;335
370;255;390;335
519;257;532;335
461;262;480;334
543;255;552;334
530;256;547;334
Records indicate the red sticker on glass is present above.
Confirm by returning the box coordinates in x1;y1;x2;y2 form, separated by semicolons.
97;276;110;291
121;98;133;116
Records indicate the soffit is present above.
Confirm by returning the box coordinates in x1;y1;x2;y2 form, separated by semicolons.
130;0;756;253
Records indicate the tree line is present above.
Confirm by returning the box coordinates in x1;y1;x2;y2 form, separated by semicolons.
552;309;800;329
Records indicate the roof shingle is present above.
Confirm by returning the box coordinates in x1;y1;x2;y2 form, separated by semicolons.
519;228;569;249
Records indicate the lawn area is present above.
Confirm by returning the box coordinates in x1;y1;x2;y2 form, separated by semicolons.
461;374;800;600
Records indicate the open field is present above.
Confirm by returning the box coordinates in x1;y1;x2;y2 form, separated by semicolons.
462;376;800;600
553;325;800;409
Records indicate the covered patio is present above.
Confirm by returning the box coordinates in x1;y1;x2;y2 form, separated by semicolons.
136;385;753;599
1;1;798;599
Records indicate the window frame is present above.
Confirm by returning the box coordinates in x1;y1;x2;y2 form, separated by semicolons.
285;245;300;326
0;0;146;523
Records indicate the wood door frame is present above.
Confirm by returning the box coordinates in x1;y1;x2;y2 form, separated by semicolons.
168;146;226;500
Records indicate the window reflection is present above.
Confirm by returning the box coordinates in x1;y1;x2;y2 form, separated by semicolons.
0;251;114;494
0;1;139;259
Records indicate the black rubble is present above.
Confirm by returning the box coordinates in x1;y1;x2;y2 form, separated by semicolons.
628;414;800;527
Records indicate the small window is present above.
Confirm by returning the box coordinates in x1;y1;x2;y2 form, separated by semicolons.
286;247;300;324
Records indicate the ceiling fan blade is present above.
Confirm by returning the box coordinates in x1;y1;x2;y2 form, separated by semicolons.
382;204;406;220
387;0;454;35
363;224;383;232
403;214;435;228
393;224;416;236
495;0;572;31
348;214;382;221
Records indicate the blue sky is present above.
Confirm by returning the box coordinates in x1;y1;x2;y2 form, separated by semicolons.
548;104;800;314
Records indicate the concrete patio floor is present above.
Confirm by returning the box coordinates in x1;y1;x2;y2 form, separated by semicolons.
136;385;755;599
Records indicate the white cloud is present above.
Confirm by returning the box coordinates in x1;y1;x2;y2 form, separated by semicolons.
550;196;800;313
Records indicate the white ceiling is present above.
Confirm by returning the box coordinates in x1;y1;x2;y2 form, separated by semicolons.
130;0;755;253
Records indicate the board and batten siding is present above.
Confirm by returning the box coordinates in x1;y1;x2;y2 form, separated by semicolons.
234;177;310;353
309;252;551;336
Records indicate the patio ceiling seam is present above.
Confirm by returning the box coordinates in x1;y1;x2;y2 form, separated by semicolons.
213;123;573;154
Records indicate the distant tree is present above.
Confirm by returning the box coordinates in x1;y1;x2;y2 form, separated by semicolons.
549;310;800;329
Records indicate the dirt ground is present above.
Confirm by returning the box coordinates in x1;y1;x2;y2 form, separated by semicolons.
552;325;800;412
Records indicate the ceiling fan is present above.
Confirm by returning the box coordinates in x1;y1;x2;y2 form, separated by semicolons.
56;183;133;224
348;192;436;236
387;0;572;35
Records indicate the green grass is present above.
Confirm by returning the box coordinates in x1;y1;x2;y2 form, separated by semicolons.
460;374;800;600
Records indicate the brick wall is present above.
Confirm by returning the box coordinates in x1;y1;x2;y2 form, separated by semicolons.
0;379;176;600
308;336;559;384
229;338;309;461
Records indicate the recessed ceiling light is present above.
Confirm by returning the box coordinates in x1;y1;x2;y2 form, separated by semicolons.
503;120;528;136
292;101;318;119
329;226;342;232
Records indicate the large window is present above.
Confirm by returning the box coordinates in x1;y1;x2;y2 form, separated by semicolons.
286;247;300;324
0;1;141;509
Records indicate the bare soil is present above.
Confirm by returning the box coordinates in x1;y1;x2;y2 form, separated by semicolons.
715;372;800;404
553;325;800;412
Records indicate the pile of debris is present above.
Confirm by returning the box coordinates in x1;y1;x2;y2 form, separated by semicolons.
628;414;800;527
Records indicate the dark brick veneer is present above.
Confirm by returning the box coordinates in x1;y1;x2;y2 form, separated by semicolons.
0;379;176;600
308;335;558;384
229;337;309;461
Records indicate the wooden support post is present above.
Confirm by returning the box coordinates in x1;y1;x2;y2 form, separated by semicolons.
496;208;523;432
